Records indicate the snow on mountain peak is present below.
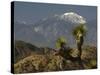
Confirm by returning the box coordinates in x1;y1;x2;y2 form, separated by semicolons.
61;12;86;24
63;12;75;16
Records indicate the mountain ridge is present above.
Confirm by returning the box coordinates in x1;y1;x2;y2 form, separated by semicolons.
14;12;97;48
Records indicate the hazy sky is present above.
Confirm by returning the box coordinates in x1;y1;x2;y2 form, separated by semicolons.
14;1;97;24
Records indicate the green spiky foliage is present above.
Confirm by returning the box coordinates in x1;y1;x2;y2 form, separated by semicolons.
56;36;67;49
72;24;87;59
72;24;87;39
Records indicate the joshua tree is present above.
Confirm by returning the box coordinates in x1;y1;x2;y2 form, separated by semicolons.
72;24;87;60
55;36;71;58
56;36;67;50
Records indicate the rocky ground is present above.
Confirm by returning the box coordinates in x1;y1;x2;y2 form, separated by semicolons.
13;41;97;74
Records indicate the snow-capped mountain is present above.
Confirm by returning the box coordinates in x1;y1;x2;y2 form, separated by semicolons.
60;12;86;24
14;12;97;48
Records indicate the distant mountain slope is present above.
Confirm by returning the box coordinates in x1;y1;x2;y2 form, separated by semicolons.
14;40;55;63
14;12;97;48
14;40;39;63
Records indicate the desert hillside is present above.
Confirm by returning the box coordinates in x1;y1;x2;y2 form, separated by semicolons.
13;41;97;73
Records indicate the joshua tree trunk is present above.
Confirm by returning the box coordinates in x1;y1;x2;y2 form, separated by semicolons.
77;42;82;59
77;35;84;58
76;36;84;68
